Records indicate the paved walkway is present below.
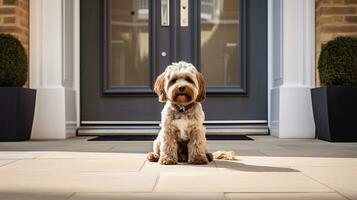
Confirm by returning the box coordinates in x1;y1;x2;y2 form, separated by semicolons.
0;136;356;199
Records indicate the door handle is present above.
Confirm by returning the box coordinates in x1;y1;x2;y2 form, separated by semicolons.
180;0;188;27
161;0;170;26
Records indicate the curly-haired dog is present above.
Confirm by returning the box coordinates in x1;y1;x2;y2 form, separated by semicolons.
147;61;214;165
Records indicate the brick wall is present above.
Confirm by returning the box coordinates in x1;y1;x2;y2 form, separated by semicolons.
0;0;29;54
316;0;357;86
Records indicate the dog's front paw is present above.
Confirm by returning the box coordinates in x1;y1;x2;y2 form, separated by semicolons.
189;155;209;165
159;156;178;165
147;152;160;162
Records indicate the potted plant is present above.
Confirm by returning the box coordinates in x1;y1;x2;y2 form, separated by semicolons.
0;34;36;141
311;36;357;142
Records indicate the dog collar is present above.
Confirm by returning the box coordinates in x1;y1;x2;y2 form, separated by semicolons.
172;103;195;113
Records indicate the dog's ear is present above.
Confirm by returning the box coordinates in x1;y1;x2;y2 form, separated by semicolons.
154;72;167;102
196;71;206;102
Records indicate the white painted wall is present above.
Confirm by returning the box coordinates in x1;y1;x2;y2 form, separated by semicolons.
30;0;80;139
268;0;316;138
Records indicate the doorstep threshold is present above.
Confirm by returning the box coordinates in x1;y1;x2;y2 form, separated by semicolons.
77;125;269;136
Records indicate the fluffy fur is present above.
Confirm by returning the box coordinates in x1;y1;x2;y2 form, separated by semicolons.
147;62;212;165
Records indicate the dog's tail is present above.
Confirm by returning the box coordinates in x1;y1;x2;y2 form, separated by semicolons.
211;151;237;160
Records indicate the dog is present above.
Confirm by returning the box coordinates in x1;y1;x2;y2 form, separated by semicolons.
147;61;213;165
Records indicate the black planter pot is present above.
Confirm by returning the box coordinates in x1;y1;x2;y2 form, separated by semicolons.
0;87;36;141
311;86;357;142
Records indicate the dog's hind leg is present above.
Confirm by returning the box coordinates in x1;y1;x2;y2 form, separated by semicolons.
206;152;213;162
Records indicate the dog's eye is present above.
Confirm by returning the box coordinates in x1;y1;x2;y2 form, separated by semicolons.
185;78;194;84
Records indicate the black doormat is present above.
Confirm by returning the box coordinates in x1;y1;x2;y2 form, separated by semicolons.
88;135;254;141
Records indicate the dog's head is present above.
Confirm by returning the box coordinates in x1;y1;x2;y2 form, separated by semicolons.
154;61;206;105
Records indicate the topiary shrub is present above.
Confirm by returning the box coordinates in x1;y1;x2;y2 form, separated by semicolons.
318;36;357;86
0;34;28;87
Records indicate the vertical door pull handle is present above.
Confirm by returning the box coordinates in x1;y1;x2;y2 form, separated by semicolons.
180;0;188;27
161;0;170;26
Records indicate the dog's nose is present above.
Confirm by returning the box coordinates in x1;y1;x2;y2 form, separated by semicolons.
179;86;186;92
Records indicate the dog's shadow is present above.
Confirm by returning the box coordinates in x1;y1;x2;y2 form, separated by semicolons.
150;159;299;173
212;160;299;172
173;160;300;172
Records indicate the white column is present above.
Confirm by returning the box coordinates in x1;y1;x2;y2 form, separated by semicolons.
268;0;316;138
29;0;79;139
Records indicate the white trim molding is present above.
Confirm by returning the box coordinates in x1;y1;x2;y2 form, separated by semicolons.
268;0;316;138
30;0;80;139
81;120;268;125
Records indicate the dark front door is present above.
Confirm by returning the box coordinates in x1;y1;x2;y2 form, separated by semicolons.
81;0;267;126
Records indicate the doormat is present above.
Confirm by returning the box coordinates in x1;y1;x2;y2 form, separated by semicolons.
88;135;254;141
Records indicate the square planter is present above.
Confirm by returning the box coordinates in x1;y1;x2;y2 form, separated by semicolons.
0;87;36;141
311;86;357;142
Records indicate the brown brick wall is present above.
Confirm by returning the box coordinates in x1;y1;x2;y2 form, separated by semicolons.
316;0;357;86
0;0;29;54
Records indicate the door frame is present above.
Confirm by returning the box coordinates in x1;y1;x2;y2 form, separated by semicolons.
29;0;316;139
78;0;269;127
